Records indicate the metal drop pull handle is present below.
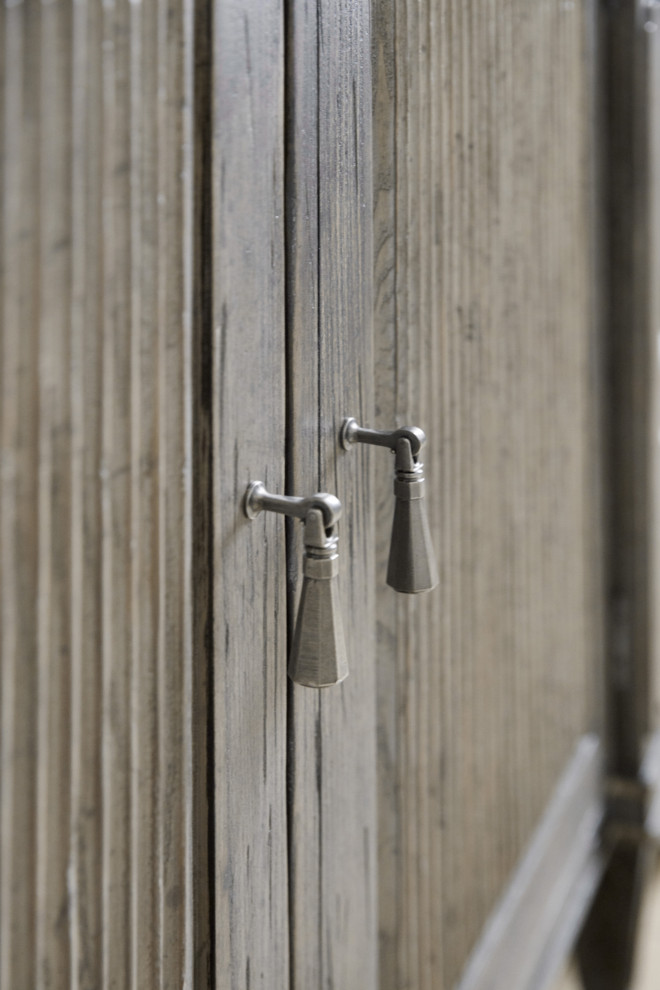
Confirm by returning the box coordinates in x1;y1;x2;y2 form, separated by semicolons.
340;418;439;594
243;482;348;688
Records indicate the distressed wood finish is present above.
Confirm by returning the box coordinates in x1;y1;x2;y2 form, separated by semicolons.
0;2;201;987
286;1;377;987
0;6;41;987
210;3;289;989
371;1;603;985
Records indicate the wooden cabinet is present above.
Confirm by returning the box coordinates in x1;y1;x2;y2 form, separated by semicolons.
1;1;659;988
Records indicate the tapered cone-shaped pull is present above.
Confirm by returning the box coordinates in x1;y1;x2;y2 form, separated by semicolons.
340;420;438;595
289;558;348;687
386;470;439;594
243;486;347;688
289;510;348;687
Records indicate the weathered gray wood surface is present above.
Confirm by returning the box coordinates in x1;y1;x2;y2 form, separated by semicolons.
210;2;289;988
1;3;634;989
1;8;41;987
286;0;378;986
0;2;202;986
371;1;604;986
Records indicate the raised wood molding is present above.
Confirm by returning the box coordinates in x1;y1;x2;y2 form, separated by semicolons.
456;735;604;990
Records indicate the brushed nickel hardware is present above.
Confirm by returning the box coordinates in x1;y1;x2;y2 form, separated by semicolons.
243;482;348;688
340;418;439;594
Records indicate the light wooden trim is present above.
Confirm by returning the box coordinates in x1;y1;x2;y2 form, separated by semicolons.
641;731;660;841
456;735;605;990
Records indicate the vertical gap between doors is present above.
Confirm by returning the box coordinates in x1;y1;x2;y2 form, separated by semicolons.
193;0;215;983
283;3;296;989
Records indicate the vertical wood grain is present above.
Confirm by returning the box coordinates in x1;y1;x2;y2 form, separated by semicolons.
154;2;195;984
99;3;131;981
286;1;377;987
70;1;103;984
0;5;40;987
372;1;603;985
128;6;159;983
210;3;289;989
35;4;73;983
0;2;202;986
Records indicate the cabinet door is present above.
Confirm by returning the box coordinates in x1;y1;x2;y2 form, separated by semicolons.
210;1;378;988
209;3;289;987
371;2;609;988
0;3;203;987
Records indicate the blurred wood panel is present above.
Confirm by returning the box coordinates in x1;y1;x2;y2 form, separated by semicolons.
574;9;660;989
371;1;604;986
0;2;203;987
286;0;378;986
0;5;41;987
601;0;656;780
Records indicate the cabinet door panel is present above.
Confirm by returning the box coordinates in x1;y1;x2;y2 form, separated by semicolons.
210;3;289;988
0;2;202;986
372;1;604;986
